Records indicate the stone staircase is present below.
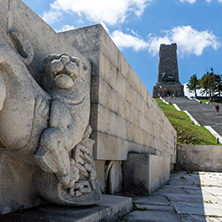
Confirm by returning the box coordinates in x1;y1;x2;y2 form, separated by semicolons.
164;97;222;136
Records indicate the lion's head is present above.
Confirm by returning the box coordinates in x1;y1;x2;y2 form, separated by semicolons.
45;53;88;89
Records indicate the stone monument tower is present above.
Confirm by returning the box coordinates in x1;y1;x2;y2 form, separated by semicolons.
153;43;184;97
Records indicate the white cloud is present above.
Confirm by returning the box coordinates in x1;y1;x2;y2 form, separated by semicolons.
56;25;75;32
42;0;152;26
111;30;149;51
147;35;171;55
179;0;196;4
108;26;220;56
42;9;62;24
147;26;220;56
207;0;222;2
206;0;222;2
180;0;222;3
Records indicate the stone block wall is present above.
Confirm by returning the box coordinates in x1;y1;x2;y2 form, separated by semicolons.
177;145;222;171
60;25;177;193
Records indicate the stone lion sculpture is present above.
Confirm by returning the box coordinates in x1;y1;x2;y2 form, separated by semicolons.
0;28;101;205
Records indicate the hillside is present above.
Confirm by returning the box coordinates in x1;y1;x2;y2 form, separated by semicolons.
155;98;219;145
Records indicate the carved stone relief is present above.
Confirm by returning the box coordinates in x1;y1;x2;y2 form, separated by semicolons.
0;26;101;206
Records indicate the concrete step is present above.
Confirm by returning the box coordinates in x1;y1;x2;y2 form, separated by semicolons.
0;195;132;222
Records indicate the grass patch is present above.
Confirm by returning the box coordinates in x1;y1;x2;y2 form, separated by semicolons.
212;215;218;218
154;98;219;145
203;200;213;204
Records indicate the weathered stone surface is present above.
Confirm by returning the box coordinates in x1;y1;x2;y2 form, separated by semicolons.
95;160;123;194
149;155;170;194
0;153;45;214
122;153;170;195
153;43;184;97
177;144;222;171
107;161;123;194
0;0;101;214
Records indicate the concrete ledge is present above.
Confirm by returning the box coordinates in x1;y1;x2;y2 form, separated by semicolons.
0;195;132;222
177;144;222;171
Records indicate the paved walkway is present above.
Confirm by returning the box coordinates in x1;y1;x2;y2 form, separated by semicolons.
163;97;222;137
118;171;222;222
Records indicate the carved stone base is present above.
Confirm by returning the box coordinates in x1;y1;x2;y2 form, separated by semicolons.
34;170;101;206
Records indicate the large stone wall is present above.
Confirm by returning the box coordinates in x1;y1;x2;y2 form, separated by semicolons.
60;25;177;192
177;144;222;171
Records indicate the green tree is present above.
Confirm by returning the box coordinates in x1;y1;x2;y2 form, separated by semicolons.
188;74;199;97
213;74;222;99
200;68;216;97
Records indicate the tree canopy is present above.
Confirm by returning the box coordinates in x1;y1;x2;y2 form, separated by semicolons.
188;68;222;99
188;74;199;97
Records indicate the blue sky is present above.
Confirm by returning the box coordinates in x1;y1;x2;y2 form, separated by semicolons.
22;0;222;95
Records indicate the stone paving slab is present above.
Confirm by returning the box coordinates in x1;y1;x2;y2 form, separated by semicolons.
180;215;222;222
117;171;222;222
135;196;170;206
124;208;181;222
202;187;222;198
165;193;222;204
171;201;222;217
